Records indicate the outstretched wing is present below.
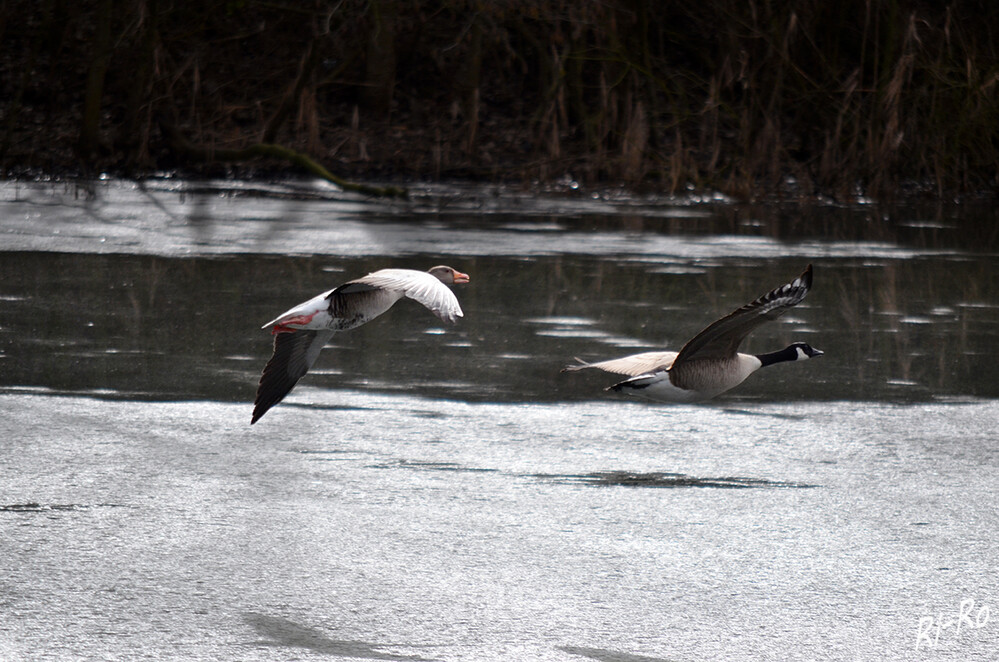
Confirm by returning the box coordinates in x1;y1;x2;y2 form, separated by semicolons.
343;269;464;323
252;329;334;424
672;264;813;367
562;351;678;377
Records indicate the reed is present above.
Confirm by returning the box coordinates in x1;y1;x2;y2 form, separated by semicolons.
1;0;995;198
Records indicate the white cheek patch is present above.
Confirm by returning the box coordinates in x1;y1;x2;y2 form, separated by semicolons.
796;346;810;360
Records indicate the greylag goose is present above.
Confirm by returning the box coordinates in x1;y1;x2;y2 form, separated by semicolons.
563;265;821;402
252;266;469;423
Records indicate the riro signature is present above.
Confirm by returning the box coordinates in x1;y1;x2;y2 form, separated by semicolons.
915;598;991;650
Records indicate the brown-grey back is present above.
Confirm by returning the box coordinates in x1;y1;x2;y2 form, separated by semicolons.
325;286;401;330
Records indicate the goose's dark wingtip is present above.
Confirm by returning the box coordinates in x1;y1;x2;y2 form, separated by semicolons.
250;404;268;425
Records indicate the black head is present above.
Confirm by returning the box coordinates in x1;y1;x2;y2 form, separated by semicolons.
427;265;470;285
788;342;824;360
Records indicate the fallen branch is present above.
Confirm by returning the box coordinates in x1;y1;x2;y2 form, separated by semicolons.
166;124;407;198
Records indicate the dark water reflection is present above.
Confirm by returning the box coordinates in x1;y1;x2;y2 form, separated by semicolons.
2;251;997;408
1;180;998;409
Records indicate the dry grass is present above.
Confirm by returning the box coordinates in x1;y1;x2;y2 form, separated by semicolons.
1;0;996;198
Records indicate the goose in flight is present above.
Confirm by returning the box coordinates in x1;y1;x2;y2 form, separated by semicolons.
252;265;469;424
563;265;822;402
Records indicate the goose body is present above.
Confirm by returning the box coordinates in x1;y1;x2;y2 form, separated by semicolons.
564;265;822;403
252;266;469;424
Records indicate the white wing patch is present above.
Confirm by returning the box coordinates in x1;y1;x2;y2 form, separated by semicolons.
354;269;464;323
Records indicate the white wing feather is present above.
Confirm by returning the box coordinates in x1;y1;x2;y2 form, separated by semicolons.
351;269;464;323
565;351;677;377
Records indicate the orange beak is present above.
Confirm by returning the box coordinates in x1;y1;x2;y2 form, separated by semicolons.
453;271;470;284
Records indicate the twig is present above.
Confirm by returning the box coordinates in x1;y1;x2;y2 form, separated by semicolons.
165;123;407;197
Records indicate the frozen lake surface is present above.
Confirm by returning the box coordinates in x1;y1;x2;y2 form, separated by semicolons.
1;179;997;660
2;393;997;661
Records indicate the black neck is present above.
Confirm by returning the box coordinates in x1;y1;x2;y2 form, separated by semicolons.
756;346;799;367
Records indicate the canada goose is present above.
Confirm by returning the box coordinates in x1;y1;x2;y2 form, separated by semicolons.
252;266;469;424
563;265;822;402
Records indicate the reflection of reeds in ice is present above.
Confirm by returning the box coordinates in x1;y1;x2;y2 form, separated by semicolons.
550;252;998;402
828;260;999;400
